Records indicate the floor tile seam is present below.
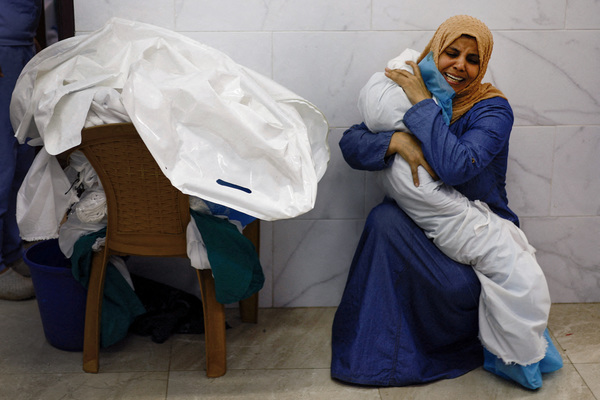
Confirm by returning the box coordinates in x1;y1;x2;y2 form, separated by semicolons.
0;370;171;376
571;363;599;400
168;367;334;372
571;362;600;365
93;367;172;373
165;368;172;400
564;356;600;365
164;369;337;378
165;339;173;400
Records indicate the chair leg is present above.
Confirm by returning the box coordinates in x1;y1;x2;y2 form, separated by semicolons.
239;292;259;323
243;219;260;250
82;250;109;373
240;220;260;323
197;269;227;378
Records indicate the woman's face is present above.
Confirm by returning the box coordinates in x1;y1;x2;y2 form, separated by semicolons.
437;36;480;93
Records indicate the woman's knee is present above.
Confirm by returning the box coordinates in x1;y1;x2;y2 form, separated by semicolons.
365;199;415;237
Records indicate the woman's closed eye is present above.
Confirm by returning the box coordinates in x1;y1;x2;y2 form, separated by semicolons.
467;55;480;65
445;51;479;65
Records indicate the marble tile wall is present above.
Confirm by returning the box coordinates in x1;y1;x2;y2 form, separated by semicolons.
73;0;600;305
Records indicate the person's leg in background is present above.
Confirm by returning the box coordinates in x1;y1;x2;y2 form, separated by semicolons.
0;44;36;300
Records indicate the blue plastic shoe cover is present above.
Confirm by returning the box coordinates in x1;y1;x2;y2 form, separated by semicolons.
539;328;563;373
483;348;543;390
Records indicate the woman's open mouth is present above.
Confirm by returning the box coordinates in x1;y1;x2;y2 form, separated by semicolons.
444;73;464;85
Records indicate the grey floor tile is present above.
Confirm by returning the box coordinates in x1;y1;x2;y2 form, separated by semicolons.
169;333;206;372
167;369;381;400
549;303;600;363
94;334;173;373
0;299;82;374
1;298;599;400
574;363;600;399
0;371;168;400
225;307;335;369
170;307;335;371
380;365;594;400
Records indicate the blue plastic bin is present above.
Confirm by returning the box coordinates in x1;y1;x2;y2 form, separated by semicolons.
24;239;86;351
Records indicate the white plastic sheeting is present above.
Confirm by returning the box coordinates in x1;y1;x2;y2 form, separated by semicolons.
15;147;77;241
10;18;329;222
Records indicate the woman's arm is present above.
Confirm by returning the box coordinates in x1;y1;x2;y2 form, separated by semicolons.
404;98;514;186
342;61;432;173
339;123;438;186
339;123;395;171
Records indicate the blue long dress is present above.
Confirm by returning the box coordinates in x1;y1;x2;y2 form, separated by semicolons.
331;97;516;386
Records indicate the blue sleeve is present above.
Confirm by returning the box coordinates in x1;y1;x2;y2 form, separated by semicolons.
404;98;514;186
339;123;395;171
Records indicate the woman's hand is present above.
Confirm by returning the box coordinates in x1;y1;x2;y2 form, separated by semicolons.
386;131;438;186
385;61;431;105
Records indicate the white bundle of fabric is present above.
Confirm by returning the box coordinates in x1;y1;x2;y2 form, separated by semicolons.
75;190;107;224
358;48;454;133
358;48;421;133
377;156;550;366
11;17;329;222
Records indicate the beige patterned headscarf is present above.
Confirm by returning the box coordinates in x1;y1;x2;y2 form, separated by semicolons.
417;15;506;124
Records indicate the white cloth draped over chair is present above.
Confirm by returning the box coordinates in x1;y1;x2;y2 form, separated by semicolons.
11;17;330;235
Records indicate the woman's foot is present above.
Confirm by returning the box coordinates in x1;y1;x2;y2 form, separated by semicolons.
483;330;564;390
0;267;35;300
483;348;542;390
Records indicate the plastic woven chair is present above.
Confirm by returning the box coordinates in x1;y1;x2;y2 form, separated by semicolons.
65;123;258;377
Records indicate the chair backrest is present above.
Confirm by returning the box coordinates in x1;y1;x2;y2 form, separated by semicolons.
76;123;190;257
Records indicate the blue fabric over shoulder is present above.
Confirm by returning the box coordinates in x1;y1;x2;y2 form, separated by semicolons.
418;52;455;126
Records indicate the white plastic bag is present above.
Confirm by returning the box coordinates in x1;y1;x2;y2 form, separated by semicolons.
16;147;77;241
11;18;329;221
